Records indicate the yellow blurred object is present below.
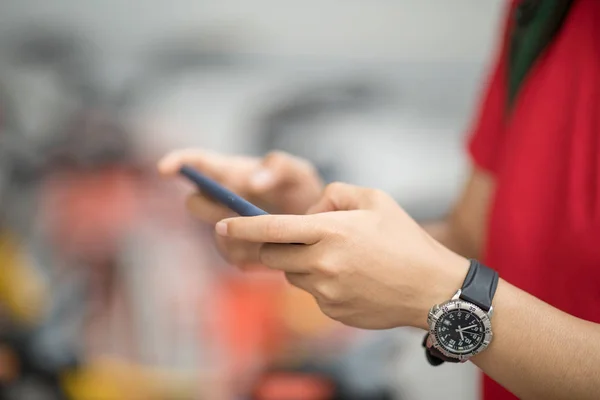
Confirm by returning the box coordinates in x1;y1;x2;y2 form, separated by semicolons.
62;357;205;400
62;357;157;400
0;231;47;325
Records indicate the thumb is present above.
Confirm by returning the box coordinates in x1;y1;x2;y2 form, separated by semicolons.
158;149;229;179
307;182;376;214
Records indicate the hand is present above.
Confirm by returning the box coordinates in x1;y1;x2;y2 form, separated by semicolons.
158;149;323;267
215;182;469;330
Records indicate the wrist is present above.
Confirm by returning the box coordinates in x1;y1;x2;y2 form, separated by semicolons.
414;247;470;330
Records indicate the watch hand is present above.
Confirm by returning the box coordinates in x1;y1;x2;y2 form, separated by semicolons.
457;324;478;332
456;326;465;340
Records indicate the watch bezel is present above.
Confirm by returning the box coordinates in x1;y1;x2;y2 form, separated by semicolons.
427;298;493;362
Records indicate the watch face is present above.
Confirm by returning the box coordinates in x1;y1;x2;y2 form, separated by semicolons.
428;299;492;360
435;309;485;354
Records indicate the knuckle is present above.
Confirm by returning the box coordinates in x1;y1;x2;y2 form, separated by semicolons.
314;281;341;303
324;181;347;197
265;151;317;175
374;188;392;203
317;302;343;321
326;181;345;192
315;255;341;277
263;150;289;166
367;188;386;200
362;188;390;207
297;158;318;175
320;222;348;242
325;311;342;322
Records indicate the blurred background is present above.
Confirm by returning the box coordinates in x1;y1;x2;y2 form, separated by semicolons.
0;0;504;399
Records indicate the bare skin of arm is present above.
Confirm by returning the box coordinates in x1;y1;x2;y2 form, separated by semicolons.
423;167;495;259
451;277;600;400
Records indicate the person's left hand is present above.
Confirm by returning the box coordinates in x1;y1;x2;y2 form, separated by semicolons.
214;182;469;330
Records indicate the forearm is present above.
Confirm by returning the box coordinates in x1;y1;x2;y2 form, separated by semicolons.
422;220;482;260
469;280;600;399
422;168;494;260
415;251;600;399
421;258;600;400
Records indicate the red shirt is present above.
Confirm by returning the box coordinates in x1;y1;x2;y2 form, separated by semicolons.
468;1;600;398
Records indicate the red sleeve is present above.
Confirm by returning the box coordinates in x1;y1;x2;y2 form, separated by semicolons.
467;2;516;174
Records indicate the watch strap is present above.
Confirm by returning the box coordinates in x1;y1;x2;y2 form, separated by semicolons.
459;259;499;312
422;333;457;366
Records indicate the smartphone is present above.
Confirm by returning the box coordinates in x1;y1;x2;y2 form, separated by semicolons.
179;164;268;217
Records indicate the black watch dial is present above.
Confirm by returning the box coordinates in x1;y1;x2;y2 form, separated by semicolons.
435;309;485;354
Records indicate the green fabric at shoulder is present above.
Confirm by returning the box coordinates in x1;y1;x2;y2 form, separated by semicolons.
508;0;573;109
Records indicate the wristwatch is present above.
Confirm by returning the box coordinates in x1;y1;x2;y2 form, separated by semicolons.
423;259;499;365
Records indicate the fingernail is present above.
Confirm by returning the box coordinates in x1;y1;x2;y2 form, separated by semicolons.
250;169;274;190
215;221;228;236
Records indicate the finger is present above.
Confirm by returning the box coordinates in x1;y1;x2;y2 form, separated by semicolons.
249;151;317;193
216;236;261;266
158;149;231;179
216;214;325;244
284;272;315;294
259;243;311;273
307;182;378;214
285;273;342;306
186;194;234;224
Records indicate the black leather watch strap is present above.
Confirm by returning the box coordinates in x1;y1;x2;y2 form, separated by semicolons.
459;259;499;312
422;334;458;365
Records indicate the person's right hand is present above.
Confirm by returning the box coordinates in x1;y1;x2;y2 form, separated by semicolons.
158;149;323;267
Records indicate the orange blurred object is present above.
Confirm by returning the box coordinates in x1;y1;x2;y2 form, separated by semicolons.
38;166;140;259
214;272;287;376
0;345;19;384
253;372;335;400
